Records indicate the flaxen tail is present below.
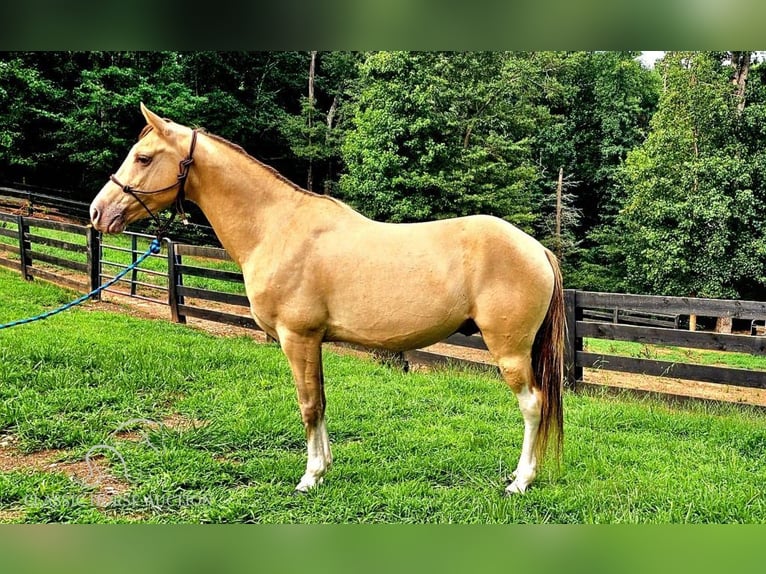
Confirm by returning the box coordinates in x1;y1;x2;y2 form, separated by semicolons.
532;248;565;468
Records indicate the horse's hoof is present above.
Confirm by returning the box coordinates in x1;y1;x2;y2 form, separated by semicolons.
292;488;309;497
504;480;528;495
294;475;323;494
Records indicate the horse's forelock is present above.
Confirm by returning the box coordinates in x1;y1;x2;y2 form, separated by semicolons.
138;124;154;140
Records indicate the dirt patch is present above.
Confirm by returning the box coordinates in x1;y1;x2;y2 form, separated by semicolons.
584;368;766;408
0;509;24;522
0;433;129;509
0;412;204;511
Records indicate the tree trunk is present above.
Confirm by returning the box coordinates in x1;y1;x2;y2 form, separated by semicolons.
731;51;751;113
556;166;563;259
307;50;317;191
326;94;338;141
323;94;340;195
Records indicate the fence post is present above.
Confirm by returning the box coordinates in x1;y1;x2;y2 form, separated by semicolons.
86;226;101;299
564;289;582;389
130;234;138;297
166;239;186;324
16;215;32;280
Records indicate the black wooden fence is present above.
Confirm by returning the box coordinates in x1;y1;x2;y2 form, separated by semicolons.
568;290;766;390
2;212;766;397
0;184;91;221
168;243;256;329
0;212;99;292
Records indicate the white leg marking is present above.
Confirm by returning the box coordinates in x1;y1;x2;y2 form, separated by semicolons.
318;418;332;468
295;417;331;492
506;385;541;495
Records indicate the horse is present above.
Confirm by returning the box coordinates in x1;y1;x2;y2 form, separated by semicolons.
90;104;565;495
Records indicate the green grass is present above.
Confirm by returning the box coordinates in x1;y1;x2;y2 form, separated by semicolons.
1;267;766;523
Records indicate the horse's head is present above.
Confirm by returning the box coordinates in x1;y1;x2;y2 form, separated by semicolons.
90;103;196;234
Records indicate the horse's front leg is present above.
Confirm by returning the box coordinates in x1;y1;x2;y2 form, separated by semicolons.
279;330;332;492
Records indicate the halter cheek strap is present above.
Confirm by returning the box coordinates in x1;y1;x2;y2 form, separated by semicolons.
109;129;198;238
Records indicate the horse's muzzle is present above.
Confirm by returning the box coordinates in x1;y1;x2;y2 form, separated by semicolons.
90;197;127;234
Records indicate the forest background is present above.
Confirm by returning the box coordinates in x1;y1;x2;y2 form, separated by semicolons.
1;51;765;299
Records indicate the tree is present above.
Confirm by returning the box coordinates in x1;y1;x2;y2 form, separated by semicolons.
339;51;560;232
533;51;659;290
618;52;766;299
55;52;209;193
0;55;65;186
279;51;360;193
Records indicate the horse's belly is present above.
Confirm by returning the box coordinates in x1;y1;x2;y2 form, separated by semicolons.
324;289;469;351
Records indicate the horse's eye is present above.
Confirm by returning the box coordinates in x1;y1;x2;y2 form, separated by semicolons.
136;155;152;165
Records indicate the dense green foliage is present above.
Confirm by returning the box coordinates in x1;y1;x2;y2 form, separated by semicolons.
619;52;766;299
2;268;766;523
2;51;765;298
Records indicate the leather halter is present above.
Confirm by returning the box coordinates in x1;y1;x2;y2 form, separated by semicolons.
109;129;198;238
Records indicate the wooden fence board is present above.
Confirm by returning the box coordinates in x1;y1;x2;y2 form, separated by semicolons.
28;233;85;253
177;304;259;329
177;286;250;307
27;267;88;292
404;349;499;375
577;321;766;355
176;264;244;283
577;351;766;389
175;244;232;260
0;242;21;255
28;250;89;273
582;309;679;328
25;217;87;236
0;227;18;239
577;291;766;320
443;332;488;351
0;255;21;271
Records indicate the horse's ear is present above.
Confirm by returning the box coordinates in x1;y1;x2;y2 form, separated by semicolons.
140;103;172;135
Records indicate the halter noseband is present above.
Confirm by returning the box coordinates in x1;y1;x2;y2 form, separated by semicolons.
109;129;199;238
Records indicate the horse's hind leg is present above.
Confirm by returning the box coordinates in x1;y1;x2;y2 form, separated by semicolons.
483;335;542;494
505;364;542;495
278;330;332;492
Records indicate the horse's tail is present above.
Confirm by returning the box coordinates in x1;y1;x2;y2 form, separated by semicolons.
532;248;565;469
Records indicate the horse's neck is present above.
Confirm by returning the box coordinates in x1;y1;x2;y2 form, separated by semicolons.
185;140;322;265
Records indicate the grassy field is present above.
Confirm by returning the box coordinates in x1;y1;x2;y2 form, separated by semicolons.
1;267;766;523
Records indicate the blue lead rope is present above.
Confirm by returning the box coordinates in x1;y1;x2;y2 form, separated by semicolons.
0;238;161;330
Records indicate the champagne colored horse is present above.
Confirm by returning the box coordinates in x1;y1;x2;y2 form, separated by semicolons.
90;104;565;494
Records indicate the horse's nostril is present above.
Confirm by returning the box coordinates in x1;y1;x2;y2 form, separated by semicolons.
90;205;101;225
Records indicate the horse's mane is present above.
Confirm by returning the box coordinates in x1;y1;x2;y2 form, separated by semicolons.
202;131;304;192
138;123;347;207
138;124;155;140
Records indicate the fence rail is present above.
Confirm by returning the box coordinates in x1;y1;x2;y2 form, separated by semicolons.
2;211;766;401
0;184;91;221
168;242;255;328
100;232;167;304
568;290;766;391
0;184;221;245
